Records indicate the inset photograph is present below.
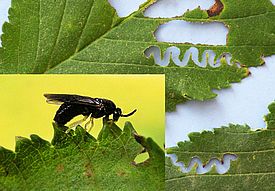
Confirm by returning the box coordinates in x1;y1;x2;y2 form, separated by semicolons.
0;75;165;191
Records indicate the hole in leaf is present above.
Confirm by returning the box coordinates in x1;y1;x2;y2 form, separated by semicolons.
144;46;237;68
155;20;228;45
134;151;149;164
108;0;147;17
168;153;238;174
166;56;275;148
144;0;215;18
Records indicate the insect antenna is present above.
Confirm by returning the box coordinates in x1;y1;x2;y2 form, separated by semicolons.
121;109;137;117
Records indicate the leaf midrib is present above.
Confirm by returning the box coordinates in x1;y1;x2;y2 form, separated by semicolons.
53;58;241;74
47;7;275;73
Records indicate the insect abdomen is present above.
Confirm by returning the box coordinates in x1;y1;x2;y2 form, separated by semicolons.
54;103;89;126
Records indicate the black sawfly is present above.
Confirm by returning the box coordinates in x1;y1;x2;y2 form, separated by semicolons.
44;94;137;131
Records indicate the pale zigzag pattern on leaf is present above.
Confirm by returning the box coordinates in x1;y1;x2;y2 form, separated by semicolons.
167;153;237;174
145;46;236;68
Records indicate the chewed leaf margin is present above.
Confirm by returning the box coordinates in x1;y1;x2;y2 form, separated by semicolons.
0;120;164;191
165;101;275;190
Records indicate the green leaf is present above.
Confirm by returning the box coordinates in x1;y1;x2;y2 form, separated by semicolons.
0;121;164;191
165;102;275;190
1;0;274;110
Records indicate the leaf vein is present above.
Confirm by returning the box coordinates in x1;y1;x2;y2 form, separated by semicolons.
75;0;95;51
46;0;67;70
32;0;41;73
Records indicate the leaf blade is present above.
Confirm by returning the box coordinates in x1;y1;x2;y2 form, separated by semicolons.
0;121;165;191
165;102;275;190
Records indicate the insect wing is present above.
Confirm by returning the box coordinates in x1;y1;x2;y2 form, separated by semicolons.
45;99;63;105
44;94;102;108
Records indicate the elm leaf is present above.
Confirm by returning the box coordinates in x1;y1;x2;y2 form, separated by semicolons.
165;102;275;190
0;120;164;191
1;0;274;110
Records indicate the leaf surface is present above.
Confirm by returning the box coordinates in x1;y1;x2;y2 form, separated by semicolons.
1;0;274;110
0;121;164;191
165;102;275;190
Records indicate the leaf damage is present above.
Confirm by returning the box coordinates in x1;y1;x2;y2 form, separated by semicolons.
0;0;275;111
165;101;275;190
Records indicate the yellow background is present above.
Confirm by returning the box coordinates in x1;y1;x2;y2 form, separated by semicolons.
0;75;164;150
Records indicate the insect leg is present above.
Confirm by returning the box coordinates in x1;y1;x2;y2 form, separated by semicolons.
84;115;94;132
67;115;89;129
84;114;92;130
88;117;94;132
